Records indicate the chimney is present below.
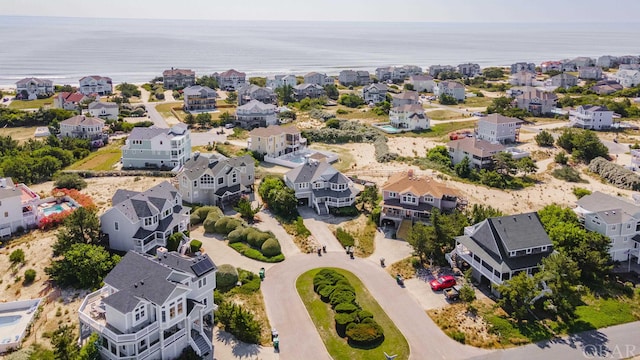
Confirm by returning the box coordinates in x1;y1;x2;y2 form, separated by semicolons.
156;247;168;258
305;154;311;164
407;169;414;179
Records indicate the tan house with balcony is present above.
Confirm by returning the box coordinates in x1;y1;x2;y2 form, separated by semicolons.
248;125;305;158
59;115;105;140
183;85;217;111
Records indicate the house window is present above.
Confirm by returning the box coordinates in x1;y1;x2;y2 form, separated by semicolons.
509;251;516;257
139;339;147;352
218;177;224;185
161;311;166;322
4;212;7;218
526;248;532;254
169;306;176;319
177;302;183;315
114;222;119;231
624;237;629;242
199;277;207;288
134;305;146;322
541;246;548;252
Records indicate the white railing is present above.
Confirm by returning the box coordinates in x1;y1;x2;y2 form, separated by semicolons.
456;251;503;286
79;302;159;344
163;328;186;346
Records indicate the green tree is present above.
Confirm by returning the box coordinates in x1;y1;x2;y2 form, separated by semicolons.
482;67;505;80
54;207;101;256
486;96;511;114
195;112;212;127
54;173;87;190
46;244;120;289
403;83;415;91
555;129;608;163
493;152;517;176
538;252;582;320
325;118;340;129
225;91;237;105
275;85;295;105
323;84;339;100
554;151;568;165
467;204;503;224
497;272;537;323
431;209;468;263
115;83;141;99
77;332;100;360
9;249;25;265
439;93;458;105
338;93;365;108
357;184;380;213
51;325;79;360
249;77;266;87
258;176;298;220
233;197;263;223
219;111;233;124
427;145;452;167
516;157;538;175
454;156;472;178
406;222;437;262
535;130;555;147
196;75;219;89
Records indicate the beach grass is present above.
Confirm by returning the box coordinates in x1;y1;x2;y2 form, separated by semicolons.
155;102;183;119
296;268;410;360
427;109;466;121
0;126;39;143
464;96;493;108
392;120;476;139
8;96;55;110
67;141;122;171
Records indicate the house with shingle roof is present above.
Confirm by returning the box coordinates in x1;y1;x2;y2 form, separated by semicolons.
162;68;195;89
79;75;113;95
235;100;278;129
54;91;89;111
177;152;255;206
409;74;435;92
574;191;640;264
101;181;190;253
515;88;558;116
303;72;332;86
389;104;429;131
550;73;578;89
121;124;191;169
248;125;305;158
590;80;623;95
614;69;640;88
237;84;277;105
78;249;216;359
293;83;326;101
88;101;119;120
453;212;554;292
284;159;359;215
578;66;603;80
391;91;419;107
212;69;246;91
380;171;461;229
15;77;54;100
338;70;371;86
434;81;465;101
59;115;106;140
362;83;388;104
569;105;614;130
447;137;506;169
476;113;523;144
267;74;297;89
183;85;217;111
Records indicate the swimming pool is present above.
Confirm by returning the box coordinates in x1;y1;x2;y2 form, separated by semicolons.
0;315;21;327
374;124;402;134
39;202;77;217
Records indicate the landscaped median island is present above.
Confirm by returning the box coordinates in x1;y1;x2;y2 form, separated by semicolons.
296;268;409;360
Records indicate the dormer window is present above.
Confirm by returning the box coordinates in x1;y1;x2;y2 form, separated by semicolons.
526;248;532;254
134;305;146;323
541;246;548;252
509;251;516;257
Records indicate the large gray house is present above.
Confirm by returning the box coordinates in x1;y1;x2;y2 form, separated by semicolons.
177;153;255;207
237;84;277;105
121;124;191;170
100;181;190;254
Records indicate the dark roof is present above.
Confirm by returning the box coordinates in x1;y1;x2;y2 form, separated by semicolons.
130;199;153;218
313;186;359;198
180;153;253;181
215;184;241;196
488;212;552;253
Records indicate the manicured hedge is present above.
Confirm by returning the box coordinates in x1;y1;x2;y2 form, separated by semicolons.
190;239;202;253
216;264;239;291
229;242;285;263
261;238;281;257
194;206;223;225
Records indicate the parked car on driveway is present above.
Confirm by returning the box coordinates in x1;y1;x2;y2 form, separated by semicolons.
430;275;457;291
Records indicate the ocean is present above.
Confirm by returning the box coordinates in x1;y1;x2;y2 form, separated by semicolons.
0;16;638;86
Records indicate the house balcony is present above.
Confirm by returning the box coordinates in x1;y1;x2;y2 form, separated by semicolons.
380;207;430;222
455;244;504;286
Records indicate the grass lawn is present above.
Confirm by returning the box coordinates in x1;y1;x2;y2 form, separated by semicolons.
155;102;183;119
0;126;38;143
8;96;55;109
67;141;123;171
464;96;493;108
392;120;476;140
330;105;388;123
330;215;377;257
296;268;410;360
309;144;355;173
427;109;466;121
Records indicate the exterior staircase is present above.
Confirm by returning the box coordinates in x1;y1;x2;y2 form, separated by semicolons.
191;330;210;356
316;202;329;215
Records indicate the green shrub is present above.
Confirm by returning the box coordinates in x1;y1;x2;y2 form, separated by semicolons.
246;230;271;248
227;228;245;243
195;206;222;223
572;187;592;199
335;302;359;313
588;156;640;190
357;310;373;321
315;281;332;294
54;173;87;190
190;239;202;253
335;227;355;247
319;285;336;301
9;249;25;264
236;269;261;294
449;330;466;344
552;166;585;183
228;242;285;263
24;269;36;284
189;213;201;225
166;232;183;252
459;284;476;302
216;264;239;292
215;217;244;234
330;290;356;308
335;312;357;337
294;216;311;237
329;206;359;217
346;322;385;346
261;238;282;257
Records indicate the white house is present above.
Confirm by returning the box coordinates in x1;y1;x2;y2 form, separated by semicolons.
550;73;578;89
457;63;481;77
362;83;388;104
574;191;640;264
389;104;429;131
162;68;196;89
476;113;523;144
597;55;618;68
59;115;106;140
237;84;277;105
569;105;614;130
267;74;297;89
434;81;465;102
284;159;360;215
100;181;190;253
177;152;255;206
78;249;216;360
54;92;88;111
212;69;246;91
235;100;278;129
293;83;326;101
303;72;332;86
614;69;640;88
408;75;435;92
510;62;536;74
578;66;603;80
248;125;306;158
447;137;506;169
390;91;419;107
79;75;113;96
428;65;456;77
15;77;53;100
121;124;191;169
88;101;119;120
338;70;371;86
510;70;536;86
0;178;32;237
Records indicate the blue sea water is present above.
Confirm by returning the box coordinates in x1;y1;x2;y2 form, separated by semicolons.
0;16;638;86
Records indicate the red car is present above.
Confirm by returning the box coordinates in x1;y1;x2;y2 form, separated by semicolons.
430;275;456;291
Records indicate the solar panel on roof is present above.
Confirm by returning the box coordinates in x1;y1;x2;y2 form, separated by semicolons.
191;257;215;277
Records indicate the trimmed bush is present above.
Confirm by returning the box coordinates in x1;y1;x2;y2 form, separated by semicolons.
335;227;355;248
195;206;222;223
335;312;357;337
357;310;373;321
227;228;245;243
588;156;640;190
330;290;356;308
261;238;282;257
346;322;385;346
229;243;285;263
166;232;183;252
24;269;36;284
236;269;261;294
216;264;239;292
319;285;336;301
246;230;272;248
335;302;359;313
215;217;244;235
190;239;202;253
189;213;201;225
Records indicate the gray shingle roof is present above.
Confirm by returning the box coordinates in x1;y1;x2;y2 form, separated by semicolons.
110;181;180;223
488;212;552;252
237;99;276;113
576;191;640;216
180;153;253;181
286;161;333;184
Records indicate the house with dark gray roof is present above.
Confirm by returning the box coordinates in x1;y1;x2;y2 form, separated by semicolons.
100;181;190;253
121;124;191;169
453;212;553;292
235;100;278;129
284;157;360;215
177;152;255;206
78;249;216;359
293;83;326;101
237;84;277;106
362;83;388;104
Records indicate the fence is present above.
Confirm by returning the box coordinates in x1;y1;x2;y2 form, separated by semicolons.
60;170;175;178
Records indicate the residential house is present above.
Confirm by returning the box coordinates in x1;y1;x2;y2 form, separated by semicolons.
574;191;640;263
375;67;394;82
377;66;422;82
0;178;35;237
122;124;191;169
284;159;360;215
237;84;277;105
391;91;419;107
79;75;113;96
476;113;523;144
597;55;618;68
620;64;640;70
213;69;246;91
428;65;456;77
248;125;305;158
590;80;623;95
453;212;554;291
457;63;481;77
614;69;640;88
362;83;388;104
515;88;558;116
162;68;196;89
293;83;326;101
54;92;88;111
338;70;371;86
389;104;429;131
60;115;105;140
447;137;505;169
434;81;465;102
569;105;614;130
183;85;217;111
510;70;535;86
380;171;460;228
88;102;119;120
235;100;278;129
540;61;563;73
550;73;578;89
618;55;640;65
77;250;216;360
510;62;536;74
267;74;297;89
409;75;435;92
15;77;53;100
578;66;603;80
100;181;190;253
303;72;332;86
177;152;254;206
571;57;596;69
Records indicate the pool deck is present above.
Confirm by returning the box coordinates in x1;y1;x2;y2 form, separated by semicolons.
0;299;41;353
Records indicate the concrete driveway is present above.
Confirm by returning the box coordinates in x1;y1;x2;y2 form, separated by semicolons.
297;207;346;253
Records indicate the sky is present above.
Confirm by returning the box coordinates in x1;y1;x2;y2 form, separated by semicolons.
2;0;640;23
